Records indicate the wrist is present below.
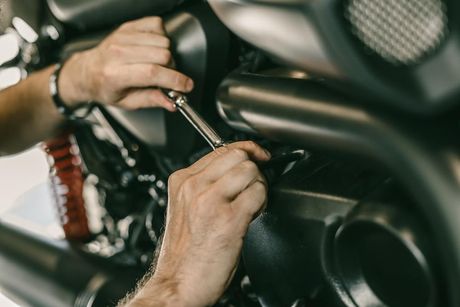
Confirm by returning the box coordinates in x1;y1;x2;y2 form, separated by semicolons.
129;276;187;307
58;52;92;106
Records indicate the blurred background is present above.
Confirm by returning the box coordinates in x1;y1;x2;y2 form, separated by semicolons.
0;146;61;305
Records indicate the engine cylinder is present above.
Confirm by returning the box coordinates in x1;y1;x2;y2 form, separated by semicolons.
43;132;91;241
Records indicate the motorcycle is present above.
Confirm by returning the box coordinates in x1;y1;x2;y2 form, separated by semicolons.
1;0;460;306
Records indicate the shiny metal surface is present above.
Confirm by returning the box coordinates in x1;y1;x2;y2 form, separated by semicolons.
92;108;136;167
0;221;142;307
209;0;460;112
208;0;340;77
346;0;448;65
164;90;225;150
216;72;460;306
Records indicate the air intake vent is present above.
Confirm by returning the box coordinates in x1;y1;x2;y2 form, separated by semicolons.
346;0;448;65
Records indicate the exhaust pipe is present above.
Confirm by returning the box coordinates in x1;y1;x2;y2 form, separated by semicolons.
0;221;143;307
216;72;460;307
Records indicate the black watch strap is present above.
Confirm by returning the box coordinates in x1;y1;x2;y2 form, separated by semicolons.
49;63;94;120
49;63;75;117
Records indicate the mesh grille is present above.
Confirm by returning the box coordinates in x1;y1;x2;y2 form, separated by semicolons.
346;0;448;65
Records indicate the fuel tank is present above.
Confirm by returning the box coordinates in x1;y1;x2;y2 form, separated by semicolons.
208;0;460;113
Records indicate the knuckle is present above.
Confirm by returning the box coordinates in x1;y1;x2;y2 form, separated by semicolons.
152;16;163;27
149;64;159;78
168;169;185;186
254;180;267;194
107;43;124;56
182;175;198;194
245;140;258;149
118;22;131;31
174;73;187;88
230;148;249;161
159;49;172;65
101;66;114;81
215;146;229;158
241;160;258;174
162;37;171;48
167;172;178;186
214;146;229;156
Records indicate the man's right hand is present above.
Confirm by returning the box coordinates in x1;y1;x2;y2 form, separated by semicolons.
0;17;193;155
58;16;193;112
127;141;271;307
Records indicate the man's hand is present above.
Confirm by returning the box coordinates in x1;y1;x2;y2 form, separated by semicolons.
127;141;271;307
59;16;193;111
0;16;193;155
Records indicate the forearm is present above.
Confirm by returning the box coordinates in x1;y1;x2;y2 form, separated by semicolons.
0;66;64;156
0;51;90;156
119;238;186;307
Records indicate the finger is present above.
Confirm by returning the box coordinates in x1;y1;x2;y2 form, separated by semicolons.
185;148;252;194
187;141;271;175
210;160;264;201
232;180;267;226
232;141;271;162
117;88;176;111
119;16;165;34
111;64;194;93
112;32;170;48
147;65;194;92
113;45;172;66
193;147;260;184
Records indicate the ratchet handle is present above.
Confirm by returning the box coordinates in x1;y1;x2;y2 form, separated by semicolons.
176;100;226;150
163;89;226;150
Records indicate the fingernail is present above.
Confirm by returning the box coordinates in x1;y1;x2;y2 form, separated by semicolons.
166;101;176;112
263;148;272;159
186;79;194;92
